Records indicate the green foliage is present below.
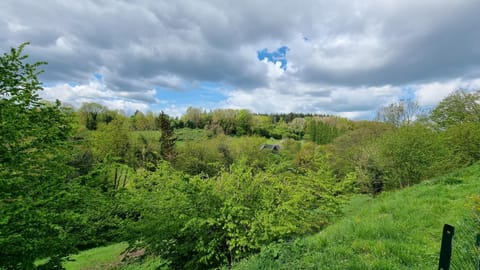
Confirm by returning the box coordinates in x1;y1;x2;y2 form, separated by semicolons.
0;43;75;269
182;107;208;129
89;117;132;164
236;109;253;136
305;118;342;145
125;147;351;269
441;122;480;167
129;132;160;169
117;255;168;270
251;115;274;138
157;111;177;163
430;89;480;128
212;157;352;265
130;111;157;131
0;44;129;269
376;125;448;189
175;138;224;176
125;162;220;269
175;128;207;143
325;121;392;179
78;102;120;131
234;164;480;270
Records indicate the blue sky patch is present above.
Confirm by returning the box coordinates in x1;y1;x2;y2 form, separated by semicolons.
94;73;104;82
257;46;289;70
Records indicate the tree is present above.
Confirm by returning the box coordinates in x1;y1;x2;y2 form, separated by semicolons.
1;44;131;269
441;122;480;166
89;116;132;164
376;125;447;189
78;102;107;130
305;118;339;145
0;43;74;268
211;109;237;135
375;99;424;127
157;111;177;163
430;89;480;128
325;121;392;179
236;109;253;136
182;107;206;129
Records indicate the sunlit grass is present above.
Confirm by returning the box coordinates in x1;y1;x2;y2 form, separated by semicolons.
63;242;128;270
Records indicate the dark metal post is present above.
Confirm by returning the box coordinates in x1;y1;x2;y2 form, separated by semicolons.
476;234;480;270
438;224;455;270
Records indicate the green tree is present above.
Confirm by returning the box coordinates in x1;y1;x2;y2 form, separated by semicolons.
0;43;73;268
175;140;223;176
211;109;237;135
306;118;339;144
376;125;447;189
78;102;107;130
441;122;480;166
236;109;253;136
89;116;132;164
182;106;207;129
0;44;125;270
430;89;480;128
157;111;177;163
251;115;273;137
325;121;392;179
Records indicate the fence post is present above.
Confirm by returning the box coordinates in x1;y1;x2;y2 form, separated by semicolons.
438;224;455;270
476;234;480;270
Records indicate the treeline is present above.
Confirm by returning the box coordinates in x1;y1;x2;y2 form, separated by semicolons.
1;44;480;270
79;104;349;144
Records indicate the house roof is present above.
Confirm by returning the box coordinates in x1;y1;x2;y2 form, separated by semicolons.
259;144;280;151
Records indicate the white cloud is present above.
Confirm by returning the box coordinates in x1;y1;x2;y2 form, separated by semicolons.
225;84;401;119
40;79;154;114
6;21;29;32
414;78;480;106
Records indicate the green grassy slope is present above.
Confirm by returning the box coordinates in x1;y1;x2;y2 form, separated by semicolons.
233;164;480;270
62;242;129;270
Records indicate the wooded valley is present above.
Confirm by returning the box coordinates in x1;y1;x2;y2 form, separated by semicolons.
1;45;479;269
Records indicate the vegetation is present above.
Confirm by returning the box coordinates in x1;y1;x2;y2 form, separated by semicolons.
233;164;480;269
1;44;479;269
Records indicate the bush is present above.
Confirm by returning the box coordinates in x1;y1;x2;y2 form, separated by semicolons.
376;125;448;189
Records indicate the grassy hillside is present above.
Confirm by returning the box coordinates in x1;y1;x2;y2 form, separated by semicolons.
233;163;480;270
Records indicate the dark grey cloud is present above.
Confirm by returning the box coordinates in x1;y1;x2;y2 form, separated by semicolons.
297;0;480;86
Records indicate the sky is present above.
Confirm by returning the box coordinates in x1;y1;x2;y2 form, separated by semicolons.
1;0;480;119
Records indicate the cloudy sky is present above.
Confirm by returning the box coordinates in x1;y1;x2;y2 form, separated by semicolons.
2;0;480;119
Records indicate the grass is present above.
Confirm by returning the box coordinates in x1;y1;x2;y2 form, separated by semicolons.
175;128;207;142
233;163;480;270
130;131;161;141
63;242;128;270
